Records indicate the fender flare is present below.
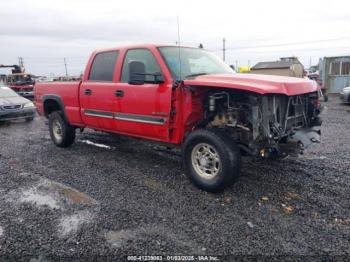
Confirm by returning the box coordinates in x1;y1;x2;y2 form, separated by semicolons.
41;94;67;120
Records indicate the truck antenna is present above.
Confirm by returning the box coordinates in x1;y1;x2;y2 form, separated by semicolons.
176;15;182;81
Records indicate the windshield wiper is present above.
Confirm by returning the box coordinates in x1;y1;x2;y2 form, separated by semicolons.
184;72;208;79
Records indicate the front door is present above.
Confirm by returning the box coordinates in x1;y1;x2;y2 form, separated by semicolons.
113;48;172;141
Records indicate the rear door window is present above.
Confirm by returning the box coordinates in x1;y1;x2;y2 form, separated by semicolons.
89;51;119;81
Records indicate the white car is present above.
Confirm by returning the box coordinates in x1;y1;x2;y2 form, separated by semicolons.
340;87;350;104
0;85;36;122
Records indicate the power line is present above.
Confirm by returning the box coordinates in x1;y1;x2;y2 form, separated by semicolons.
213;37;350;52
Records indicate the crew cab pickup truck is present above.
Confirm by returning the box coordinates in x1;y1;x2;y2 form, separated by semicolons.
35;44;322;192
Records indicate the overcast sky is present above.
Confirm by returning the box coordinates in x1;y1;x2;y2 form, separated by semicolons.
1;0;350;76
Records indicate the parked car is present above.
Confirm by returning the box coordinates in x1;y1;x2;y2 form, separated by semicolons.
0;85;36;123
340;87;350;104
35;44;322;192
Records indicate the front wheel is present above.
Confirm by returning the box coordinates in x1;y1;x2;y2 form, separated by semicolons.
323;94;329;102
25;117;34;122
182;129;241;192
48;111;75;147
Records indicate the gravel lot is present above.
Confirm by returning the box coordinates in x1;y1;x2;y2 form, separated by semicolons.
0;97;349;261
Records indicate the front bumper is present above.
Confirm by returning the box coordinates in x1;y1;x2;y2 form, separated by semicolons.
0;107;36;121
340;92;350;103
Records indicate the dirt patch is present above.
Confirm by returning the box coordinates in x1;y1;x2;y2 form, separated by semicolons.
285;192;303;201
8;178;96;210
143;178;164;192
105;227;203;253
105;230;136;248
50;182;95;205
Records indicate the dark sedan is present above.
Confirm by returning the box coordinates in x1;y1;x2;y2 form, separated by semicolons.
0;85;36;122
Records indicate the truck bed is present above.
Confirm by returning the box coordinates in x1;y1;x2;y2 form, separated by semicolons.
35;81;83;126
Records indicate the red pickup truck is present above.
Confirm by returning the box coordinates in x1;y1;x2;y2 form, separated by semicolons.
35;44;322;192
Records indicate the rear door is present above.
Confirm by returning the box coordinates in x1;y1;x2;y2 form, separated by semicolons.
113;48;172;141
79;51;119;130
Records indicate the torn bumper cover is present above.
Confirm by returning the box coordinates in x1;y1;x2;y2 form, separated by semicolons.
279;126;321;156
291;127;321;147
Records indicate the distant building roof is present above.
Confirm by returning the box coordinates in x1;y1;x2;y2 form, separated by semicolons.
251;61;293;70
251;57;303;70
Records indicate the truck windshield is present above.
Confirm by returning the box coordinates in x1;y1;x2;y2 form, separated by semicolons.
158;47;234;80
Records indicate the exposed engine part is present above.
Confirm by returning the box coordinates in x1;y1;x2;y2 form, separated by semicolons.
209;95;216;112
207;91;251;131
209;113;237;127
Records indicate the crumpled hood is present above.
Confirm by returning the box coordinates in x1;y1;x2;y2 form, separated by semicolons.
0;96;30;107
183;73;318;96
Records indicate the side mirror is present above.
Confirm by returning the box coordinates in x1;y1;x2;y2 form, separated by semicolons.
128;60;146;85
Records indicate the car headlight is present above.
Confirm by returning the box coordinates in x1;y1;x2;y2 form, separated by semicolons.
23;102;35;108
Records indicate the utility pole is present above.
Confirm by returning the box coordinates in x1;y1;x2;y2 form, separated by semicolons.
64;58;68;78
309;57;312;69
222;38;226;61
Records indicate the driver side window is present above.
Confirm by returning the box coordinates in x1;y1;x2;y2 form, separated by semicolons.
121;49;161;83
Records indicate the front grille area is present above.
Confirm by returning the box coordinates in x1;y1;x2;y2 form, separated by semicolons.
2;104;22;110
18;88;34;92
0;111;34;120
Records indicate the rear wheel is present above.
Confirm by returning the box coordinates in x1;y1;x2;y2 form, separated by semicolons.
183;129;241;192
49;111;75;147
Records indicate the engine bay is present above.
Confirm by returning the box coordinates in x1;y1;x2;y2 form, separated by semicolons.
202;89;322;157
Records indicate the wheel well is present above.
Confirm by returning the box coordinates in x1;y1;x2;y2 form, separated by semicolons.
43;99;62;117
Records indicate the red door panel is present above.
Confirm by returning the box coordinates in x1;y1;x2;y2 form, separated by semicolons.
79;82;117;131
113;82;172;141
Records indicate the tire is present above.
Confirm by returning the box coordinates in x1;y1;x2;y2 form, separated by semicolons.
25;117;34;122
182;129;241;192
48;111;75;147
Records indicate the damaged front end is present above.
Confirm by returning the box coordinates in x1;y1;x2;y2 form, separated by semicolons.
204;90;322;158
256;93;322;157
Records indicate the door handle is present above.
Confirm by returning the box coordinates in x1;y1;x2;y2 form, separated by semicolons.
115;90;124;97
84;89;92;95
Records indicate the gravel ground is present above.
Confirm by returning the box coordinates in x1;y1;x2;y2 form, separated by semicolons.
0;97;349;261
